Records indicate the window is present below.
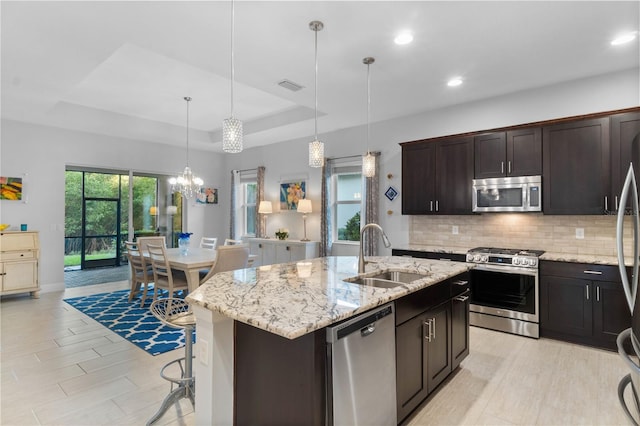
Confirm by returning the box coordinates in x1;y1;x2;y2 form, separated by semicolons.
332;165;362;242
242;182;257;236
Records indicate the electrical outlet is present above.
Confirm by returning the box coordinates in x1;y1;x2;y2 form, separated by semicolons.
576;228;584;239
198;338;209;365
452;226;459;235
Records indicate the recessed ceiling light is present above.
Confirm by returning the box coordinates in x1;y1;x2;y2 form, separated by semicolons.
611;31;638;46
447;77;463;87
394;32;413;45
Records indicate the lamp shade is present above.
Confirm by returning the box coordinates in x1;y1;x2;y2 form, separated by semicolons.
166;206;178;215
149;206;158;216
297;199;312;214
258;201;273;214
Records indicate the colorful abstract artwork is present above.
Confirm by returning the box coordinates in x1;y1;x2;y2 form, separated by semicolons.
280;181;306;210
196;187;218;204
0;176;23;200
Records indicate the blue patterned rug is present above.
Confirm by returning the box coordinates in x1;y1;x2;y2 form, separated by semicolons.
63;288;194;356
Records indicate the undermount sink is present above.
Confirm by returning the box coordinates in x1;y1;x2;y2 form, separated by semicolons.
345;271;429;289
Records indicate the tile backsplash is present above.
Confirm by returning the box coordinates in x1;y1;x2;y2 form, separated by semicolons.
410;213;634;256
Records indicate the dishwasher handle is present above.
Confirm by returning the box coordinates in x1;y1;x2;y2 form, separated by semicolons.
329;304;394;343
361;324;376;337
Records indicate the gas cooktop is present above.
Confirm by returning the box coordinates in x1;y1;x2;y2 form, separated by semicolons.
466;247;545;268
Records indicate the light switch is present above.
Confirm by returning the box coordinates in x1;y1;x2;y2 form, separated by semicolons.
198;338;209;365
576;228;584;239
452;226;459;235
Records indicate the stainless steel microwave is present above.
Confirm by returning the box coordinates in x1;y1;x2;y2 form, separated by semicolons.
472;175;542;213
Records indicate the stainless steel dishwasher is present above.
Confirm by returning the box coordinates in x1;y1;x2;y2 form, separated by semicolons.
326;302;397;425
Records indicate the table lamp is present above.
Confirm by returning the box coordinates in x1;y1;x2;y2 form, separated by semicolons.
258;201;273;238
297;199;312;241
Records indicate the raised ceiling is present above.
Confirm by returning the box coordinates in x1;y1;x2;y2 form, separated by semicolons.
1;1;638;152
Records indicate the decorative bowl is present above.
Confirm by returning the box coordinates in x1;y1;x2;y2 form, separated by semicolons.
0;224;9;231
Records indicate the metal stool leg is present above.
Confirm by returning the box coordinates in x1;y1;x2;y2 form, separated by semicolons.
146;324;195;425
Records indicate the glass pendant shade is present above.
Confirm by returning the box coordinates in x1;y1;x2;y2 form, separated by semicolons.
223;117;243;153
309;139;324;167
363;152;376;178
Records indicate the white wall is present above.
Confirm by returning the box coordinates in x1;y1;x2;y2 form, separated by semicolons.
0;120;227;292
1;68;637;292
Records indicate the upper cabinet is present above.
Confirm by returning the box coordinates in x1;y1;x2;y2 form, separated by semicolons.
402;136;473;215
543;117;610;215
474;128;542;179
611;111;640;211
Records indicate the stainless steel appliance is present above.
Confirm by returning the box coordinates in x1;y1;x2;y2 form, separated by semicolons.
326;303;397;426
617;162;640;424
472;175;542;213
466;247;544;338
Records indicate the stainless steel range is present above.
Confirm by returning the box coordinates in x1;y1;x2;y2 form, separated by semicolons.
466;247;545;338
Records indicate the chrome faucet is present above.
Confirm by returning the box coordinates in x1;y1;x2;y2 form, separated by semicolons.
359;223;392;273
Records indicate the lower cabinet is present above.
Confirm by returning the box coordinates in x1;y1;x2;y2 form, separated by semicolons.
248;238;319;267
0;231;40;298
540;261;631;350
395;272;470;423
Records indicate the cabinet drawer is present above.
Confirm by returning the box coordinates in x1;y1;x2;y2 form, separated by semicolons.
540;261;622;282
0;251;36;261
0;232;38;251
396;281;450;326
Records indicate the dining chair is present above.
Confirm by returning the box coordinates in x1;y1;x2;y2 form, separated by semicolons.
224;238;243;245
200;244;250;284
147;243;189;301
125;241;154;307
137;236;166;253
200;237;218;250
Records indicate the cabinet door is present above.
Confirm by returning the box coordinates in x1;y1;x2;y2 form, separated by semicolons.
507;127;542;176
474;132;506;178
540;275;593;337
593;280;632;349
611;111;640;211
436;137;474;214
261;242;276;266
396;313;429;423
543;117;610;214
274;244;292;264
248;241;264;267
2;261;38;291
402;142;437;214
425;302;452;394
451;293;469;370
288;244;307;262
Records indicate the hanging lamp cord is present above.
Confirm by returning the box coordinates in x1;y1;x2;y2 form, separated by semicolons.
314;25;318;140
367;62;371;155
185;97;191;167
230;0;235;118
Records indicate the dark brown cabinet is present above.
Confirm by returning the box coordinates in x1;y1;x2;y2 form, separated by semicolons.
474;128;542;179
401;136;474;215
542;117;610;214
540;261;631;350
611;111;640;211
395;272;470;423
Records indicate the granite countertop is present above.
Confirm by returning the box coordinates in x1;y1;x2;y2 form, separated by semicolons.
186;256;470;340
392;244;471;255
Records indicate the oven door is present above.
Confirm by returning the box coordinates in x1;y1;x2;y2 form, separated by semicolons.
469;264;539;323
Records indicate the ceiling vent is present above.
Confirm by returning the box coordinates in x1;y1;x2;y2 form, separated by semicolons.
277;79;304;92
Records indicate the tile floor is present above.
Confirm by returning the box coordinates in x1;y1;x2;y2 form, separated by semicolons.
0;279;635;426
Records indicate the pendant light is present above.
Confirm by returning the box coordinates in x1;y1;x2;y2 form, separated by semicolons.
362;57;376;178
308;20;324;168
169;97;203;198
222;0;243;153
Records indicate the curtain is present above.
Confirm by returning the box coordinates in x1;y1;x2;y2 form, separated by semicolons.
256;166;265;238
320;160;331;256
363;152;381;256
230;170;240;239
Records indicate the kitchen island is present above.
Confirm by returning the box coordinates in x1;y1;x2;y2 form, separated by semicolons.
185;255;471;425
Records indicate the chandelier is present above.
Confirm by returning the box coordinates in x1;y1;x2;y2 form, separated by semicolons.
169;97;203;198
362;57;376;178
223;0;243;153
308;20;324;168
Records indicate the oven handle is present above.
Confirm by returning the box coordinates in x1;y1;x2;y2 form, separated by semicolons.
470;263;538;276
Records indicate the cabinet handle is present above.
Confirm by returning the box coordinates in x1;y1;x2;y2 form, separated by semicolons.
615;196;619;211
508;161;512;174
435;200;439;212
605;196;608;212
439;258;452;261
431;318;436;340
501;161;504;174
586;285;590;300
258;244;262;248
583;270;603;275
286;246;290;251
453;280;468;286
430;201;433;212
423;320;432;342
454;295;469;302
597;286;600;302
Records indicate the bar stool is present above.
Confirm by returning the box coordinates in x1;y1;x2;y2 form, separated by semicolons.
147;298;195;425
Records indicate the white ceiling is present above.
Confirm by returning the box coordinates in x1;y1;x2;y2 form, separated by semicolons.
1;1;639;153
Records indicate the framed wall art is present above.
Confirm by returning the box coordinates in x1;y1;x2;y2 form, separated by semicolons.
0;176;23;201
196;187;218;204
280;180;306;210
